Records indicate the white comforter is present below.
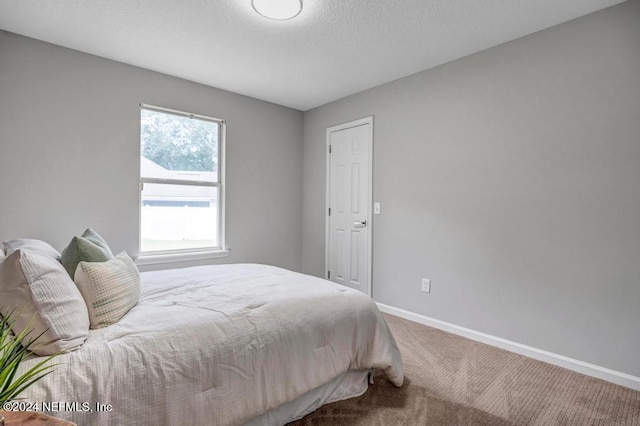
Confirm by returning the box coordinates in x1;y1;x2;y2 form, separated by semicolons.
17;264;403;425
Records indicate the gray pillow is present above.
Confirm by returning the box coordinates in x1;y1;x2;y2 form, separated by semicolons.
61;228;113;279
3;238;61;260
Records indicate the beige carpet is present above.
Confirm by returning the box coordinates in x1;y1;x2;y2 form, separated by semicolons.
292;314;640;425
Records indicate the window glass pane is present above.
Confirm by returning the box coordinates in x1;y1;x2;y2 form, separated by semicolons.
141;108;218;182
141;183;219;252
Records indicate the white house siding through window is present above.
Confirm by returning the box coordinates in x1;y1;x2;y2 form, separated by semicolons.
140;157;218;251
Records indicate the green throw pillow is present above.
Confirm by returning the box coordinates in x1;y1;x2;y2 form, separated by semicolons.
61;228;114;279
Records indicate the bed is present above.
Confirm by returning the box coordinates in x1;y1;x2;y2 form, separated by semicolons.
15;263;404;425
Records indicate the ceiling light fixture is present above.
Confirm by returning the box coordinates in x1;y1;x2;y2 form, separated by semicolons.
252;0;303;20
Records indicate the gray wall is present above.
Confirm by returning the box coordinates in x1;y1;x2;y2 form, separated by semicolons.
0;31;303;272
303;1;640;376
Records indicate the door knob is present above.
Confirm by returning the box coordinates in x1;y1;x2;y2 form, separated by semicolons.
353;220;367;227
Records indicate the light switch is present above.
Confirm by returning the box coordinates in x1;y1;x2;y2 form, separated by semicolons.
374;202;381;215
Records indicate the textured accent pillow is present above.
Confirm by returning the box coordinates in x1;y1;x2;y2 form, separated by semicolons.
0;248;90;355
61;228;113;279
74;251;141;329
3;238;61;260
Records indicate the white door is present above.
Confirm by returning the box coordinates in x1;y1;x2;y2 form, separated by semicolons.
326;117;373;296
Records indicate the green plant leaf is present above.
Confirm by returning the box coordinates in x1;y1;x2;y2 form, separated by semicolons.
0;310;59;404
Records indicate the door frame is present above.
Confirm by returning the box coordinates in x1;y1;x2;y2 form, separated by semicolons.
325;116;374;296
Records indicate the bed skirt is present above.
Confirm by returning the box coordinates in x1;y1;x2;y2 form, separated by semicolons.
247;369;371;425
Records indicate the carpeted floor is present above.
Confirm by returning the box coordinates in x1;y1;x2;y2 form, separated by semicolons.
292;314;640;425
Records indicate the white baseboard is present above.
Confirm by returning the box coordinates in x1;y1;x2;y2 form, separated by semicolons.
376;302;640;391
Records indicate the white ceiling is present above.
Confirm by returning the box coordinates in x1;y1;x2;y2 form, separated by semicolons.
0;0;626;111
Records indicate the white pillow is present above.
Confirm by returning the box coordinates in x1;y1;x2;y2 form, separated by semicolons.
74;251;141;329
0;316;15;359
0;248;90;355
3;238;61;260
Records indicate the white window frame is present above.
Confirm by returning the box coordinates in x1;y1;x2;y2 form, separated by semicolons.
136;104;228;265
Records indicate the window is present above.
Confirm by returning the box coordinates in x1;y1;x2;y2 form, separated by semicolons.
139;104;226;260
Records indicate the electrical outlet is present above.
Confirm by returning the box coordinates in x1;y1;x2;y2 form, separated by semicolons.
421;278;431;293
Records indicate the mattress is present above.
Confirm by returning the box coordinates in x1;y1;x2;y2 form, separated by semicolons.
15;263;403;425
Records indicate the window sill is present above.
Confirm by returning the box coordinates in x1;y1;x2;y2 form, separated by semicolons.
135;249;230;266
